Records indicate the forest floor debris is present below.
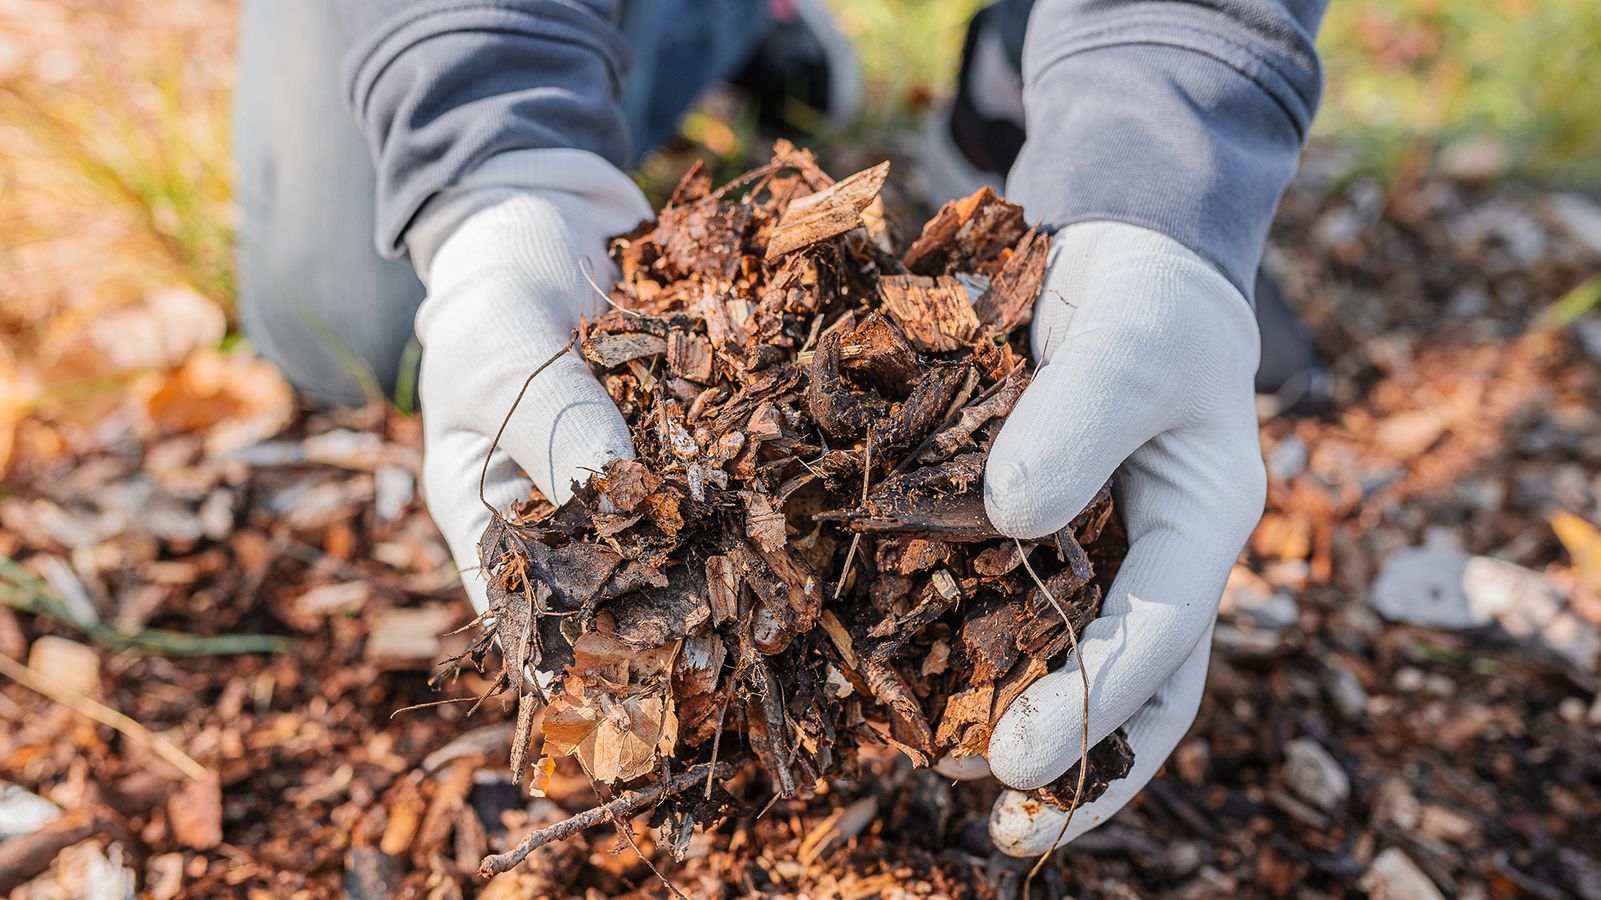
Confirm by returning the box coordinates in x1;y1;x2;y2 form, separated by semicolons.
1;145;1599;895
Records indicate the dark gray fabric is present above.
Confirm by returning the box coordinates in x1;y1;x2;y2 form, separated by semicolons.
1005;0;1327;300
237;0;763;407
993;0;1037;70
338;0;635;259
616;0;768;163
336;0;768;259
336;0;1325;301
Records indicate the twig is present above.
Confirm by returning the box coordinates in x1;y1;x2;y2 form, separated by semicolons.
479;759;739;878
578;257;644;317
389;696;478;718
480;332;580;518
1014;538;1091;899
584;769;689;900
833;435;872;600
893;366;1019;475
0;651;208;782
705;695;730;800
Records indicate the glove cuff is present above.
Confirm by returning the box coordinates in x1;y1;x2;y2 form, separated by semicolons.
1038;221;1259;362
405;148;651;283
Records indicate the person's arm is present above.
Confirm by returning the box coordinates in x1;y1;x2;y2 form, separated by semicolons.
336;1;650;613
338;0;634;259
982;0;1327;854
1009;0;1326;298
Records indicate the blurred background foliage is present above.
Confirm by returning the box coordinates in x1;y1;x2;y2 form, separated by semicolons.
1318;0;1601;185
0;0;1597;349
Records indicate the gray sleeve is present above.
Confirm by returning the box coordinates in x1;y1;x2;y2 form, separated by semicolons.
338;1;632;259
1007;0;1327;300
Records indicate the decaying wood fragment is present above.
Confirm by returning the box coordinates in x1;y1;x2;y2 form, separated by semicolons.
974;227;1050;332
902;186;1029;275
877;275;980;353
764;161;890;260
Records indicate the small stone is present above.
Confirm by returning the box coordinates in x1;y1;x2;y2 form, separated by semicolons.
1549;193;1601;255
1282;737;1349;812
1361;848;1445;900
1324;661;1369;721
1173;739;1210;785
1375;410;1449;460
1394;667;1427;692
1313;206;1364;248
28;635;101;697
1220;566;1298;630
1424;673;1455;697
1438;135;1508;185
1559;696;1588;725
365;605;458;661
1419;804;1478;844
1369;533;1601;670
1557;849;1601;900
197;488;235;541
1369;533;1478;630
1370;778;1420;830
1575;317;1601;364
1262;559;1309;591
293;581;371;619
1161;841;1206;879
375;465;415;522
1445;284;1489;318
0;781;61;838
1265;436;1307;482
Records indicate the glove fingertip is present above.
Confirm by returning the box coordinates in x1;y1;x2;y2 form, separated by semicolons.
989;790;1068;858
986;692;1071;790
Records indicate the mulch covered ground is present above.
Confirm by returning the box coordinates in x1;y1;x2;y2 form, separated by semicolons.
2;152;1600;898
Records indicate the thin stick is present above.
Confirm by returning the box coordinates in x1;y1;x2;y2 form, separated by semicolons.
480;332;580;518
583;770;689;900
705;696;730;800
578;257;644;317
389;696;478;718
833;435;872;600
0;652;208;782
479;760;738;878
1014;539;1091;898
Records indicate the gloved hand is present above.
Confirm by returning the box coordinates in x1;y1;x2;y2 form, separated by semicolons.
407;150;652;613
980;221;1267;855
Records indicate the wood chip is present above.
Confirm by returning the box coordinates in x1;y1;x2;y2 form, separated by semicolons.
765;161;890;260
877;275;980;353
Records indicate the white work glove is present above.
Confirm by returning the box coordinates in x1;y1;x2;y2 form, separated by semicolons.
980;221;1267;854
408;149;652;613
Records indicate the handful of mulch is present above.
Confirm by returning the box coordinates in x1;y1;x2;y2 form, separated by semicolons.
451;143;1132;877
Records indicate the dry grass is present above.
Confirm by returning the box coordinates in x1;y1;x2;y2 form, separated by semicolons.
0;1;236;353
